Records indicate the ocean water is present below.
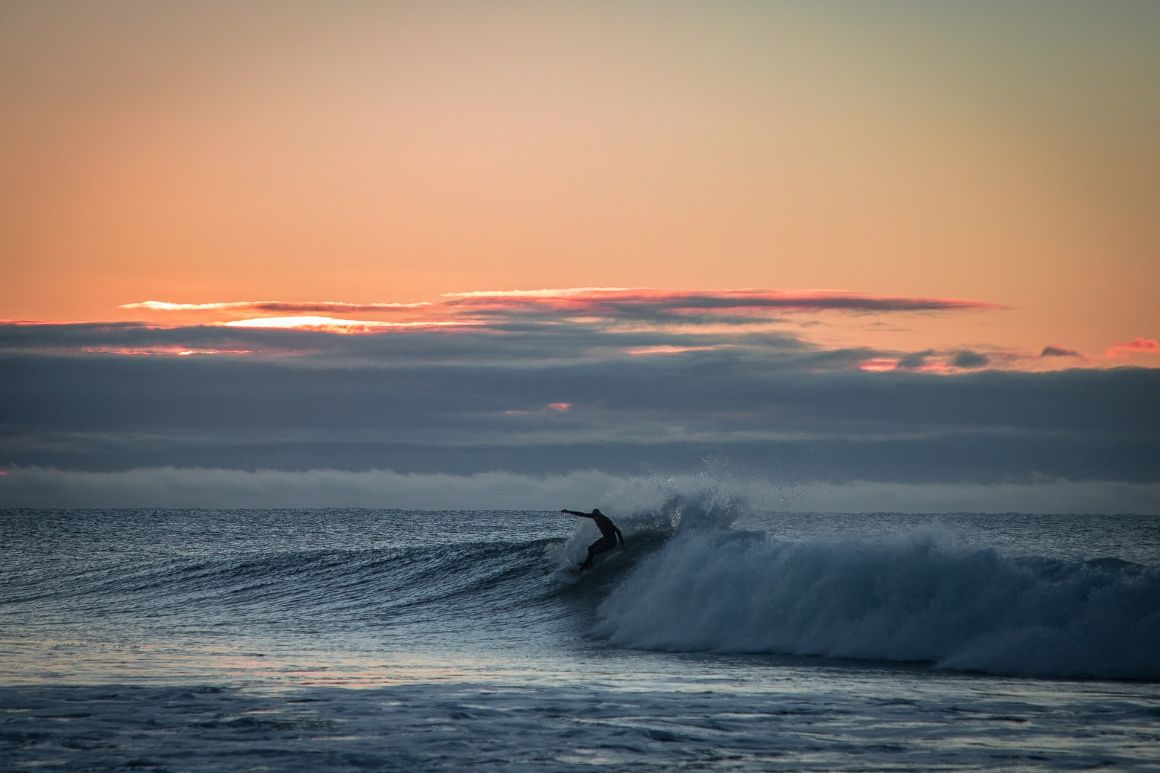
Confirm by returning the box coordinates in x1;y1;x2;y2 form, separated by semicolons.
2;493;1159;770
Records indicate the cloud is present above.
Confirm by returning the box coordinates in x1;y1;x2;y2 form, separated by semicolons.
443;288;997;312
126;288;994;332
442;288;628;300
443;288;999;324
2;288;1155;506
857;357;898;372
122;300;431;313
890;348;992;373
2;344;1158;486
0;466;629;510
1041;345;1082;358
1;466;1156;513
0;318;812;366
221;316;475;333
1106;337;1160;358
897;350;933;369
787;478;1160;515
951;350;989;369
15;288;1001;365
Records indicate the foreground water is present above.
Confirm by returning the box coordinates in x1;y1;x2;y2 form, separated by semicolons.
2;498;1158;770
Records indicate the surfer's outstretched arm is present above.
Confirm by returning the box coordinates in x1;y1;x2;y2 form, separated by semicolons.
561;509;593;518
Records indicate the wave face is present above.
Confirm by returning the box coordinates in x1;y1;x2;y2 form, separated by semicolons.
0;536;570;644
593;530;1160;680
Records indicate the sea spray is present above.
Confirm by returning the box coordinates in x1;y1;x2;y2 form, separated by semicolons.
556;485;745;568
593;530;1160;680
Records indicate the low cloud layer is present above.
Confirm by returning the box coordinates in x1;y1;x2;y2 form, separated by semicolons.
2;466;1156;514
2;288;1157;511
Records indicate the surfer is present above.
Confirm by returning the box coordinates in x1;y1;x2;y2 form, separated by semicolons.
561;508;625;573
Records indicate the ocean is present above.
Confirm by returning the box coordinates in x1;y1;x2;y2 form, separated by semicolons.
2;492;1158;770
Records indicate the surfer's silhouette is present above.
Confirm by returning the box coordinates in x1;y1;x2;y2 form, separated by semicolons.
561;508;625;573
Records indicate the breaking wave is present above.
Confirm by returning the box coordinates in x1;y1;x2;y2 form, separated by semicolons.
593;527;1160;680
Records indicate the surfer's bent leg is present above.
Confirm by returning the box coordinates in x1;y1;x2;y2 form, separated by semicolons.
580;536;617;571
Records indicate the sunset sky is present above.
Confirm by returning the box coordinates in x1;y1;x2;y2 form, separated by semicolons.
2;1;1157;511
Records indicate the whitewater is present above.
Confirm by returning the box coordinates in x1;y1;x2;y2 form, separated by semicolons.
2;494;1158;770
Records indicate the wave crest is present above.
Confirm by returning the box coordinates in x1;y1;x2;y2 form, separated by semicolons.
593;532;1160;680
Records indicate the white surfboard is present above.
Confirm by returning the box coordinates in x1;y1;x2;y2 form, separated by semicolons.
552;546;627;584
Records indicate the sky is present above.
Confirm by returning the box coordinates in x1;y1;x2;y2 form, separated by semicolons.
1;1;1158;511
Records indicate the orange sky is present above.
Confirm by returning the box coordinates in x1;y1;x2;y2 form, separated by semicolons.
2;1;1158;359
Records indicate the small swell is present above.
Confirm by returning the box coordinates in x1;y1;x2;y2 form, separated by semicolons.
0;539;563;624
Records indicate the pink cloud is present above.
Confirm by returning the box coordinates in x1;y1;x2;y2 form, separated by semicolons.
1105;337;1160;358
221;316;475;334
857;358;899;372
625;344;726;356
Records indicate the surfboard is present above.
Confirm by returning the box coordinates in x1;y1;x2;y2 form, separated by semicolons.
552;546;626;584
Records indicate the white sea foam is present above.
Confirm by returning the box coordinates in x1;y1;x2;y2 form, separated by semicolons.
594;529;1160;680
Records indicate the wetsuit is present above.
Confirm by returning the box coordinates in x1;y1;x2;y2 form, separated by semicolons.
562;509;625;571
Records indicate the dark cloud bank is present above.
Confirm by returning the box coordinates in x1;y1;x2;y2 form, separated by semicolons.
1;321;1157;511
